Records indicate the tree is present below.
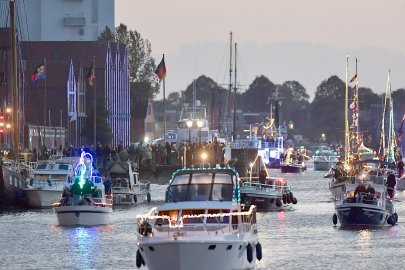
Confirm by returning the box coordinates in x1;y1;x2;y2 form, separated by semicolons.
310;76;346;143
278;81;310;136
239;75;276;113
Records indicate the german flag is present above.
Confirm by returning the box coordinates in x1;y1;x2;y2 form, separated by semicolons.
86;64;95;87
155;55;166;82
349;73;358;83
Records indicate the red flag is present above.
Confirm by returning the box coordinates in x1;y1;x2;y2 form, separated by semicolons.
86;64;95;87
155;55;166;82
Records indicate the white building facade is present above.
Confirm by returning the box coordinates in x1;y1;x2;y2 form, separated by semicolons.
1;0;114;41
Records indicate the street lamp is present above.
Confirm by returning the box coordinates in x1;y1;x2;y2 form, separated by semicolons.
186;120;193;144
201;152;207;167
197;120;203;143
321;133;326;142
288;121;294;130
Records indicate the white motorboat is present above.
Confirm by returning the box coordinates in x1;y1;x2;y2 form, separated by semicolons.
135;167;261;270
52;152;112;226
109;160;150;205
24;157;79;208
313;155;340;171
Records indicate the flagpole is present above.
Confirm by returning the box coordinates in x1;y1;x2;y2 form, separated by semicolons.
44;57;47;152
93;56;97;148
163;54;166;145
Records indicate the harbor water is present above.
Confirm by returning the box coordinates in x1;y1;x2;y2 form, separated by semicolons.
1;168;405;270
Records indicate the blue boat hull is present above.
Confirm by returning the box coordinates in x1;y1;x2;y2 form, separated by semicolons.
336;203;389;227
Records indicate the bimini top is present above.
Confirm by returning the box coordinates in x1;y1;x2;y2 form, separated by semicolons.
165;167;240;204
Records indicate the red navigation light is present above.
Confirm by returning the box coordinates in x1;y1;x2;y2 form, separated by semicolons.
0;129;3;133
0;114;3;120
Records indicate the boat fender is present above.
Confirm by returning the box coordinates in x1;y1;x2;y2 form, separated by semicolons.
136;249;145;268
276;198;282;207
289;192;294;202
75;211;80;217
286;193;291;204
333;213;337;225
282;194;287;204
292;197;298;204
256;242;262;261
133;195;138;203
387;216;395;226
394;213;398;223
147;192;151;203
246;243;253;263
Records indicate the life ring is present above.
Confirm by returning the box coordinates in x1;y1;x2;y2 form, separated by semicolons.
246;243;253;263
387;216;395;226
256;242;262;261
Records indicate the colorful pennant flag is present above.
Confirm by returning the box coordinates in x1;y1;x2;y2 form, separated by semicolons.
31;63;45;84
349;73;358;83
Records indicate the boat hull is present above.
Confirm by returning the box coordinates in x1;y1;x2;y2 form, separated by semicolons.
313;161;332;171
336;203;389;227
280;165;302;173
54;205;112;226
138;239;258;270
112;190;149;205
0;165;26;206
25;189;62;208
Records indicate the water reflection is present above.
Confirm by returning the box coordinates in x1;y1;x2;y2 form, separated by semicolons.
355;229;372;257
67;226;111;268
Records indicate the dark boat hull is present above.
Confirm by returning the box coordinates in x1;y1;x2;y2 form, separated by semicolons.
0;165;26;206
336;203;389;227
280;164;303;173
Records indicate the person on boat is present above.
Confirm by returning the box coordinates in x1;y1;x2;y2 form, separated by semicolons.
82;179;94;195
386;174;396;198
92;186;101;198
354;182;366;202
364;184;376;204
397;158;404;177
258;169;267;184
69;178;82;204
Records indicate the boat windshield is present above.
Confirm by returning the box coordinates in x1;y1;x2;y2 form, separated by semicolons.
166;172;235;203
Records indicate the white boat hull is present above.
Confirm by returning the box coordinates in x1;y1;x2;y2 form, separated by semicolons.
112;190;149;205
54;205;112;226
25;189;62;208
138;238;258;270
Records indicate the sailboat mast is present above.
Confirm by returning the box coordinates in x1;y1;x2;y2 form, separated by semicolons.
379;72;388;158
344;56;350;164
355;58;360;144
232;43;237;141
10;0;19;155
227;32;233;136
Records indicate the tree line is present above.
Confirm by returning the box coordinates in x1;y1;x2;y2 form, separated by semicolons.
98;24;404;146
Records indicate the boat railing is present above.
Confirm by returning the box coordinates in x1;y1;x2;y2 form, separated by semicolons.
137;205;257;238
241;181;291;193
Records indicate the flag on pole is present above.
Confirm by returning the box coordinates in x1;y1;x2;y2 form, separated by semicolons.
86;64;95;86
349;73;358;83
155;55;166;82
31;63;45;84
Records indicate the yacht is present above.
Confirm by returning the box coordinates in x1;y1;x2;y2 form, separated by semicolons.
135;166;261;270
24;157;78;208
52;152;112;226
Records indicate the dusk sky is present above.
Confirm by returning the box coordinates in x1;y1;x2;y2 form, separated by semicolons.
116;0;405;100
